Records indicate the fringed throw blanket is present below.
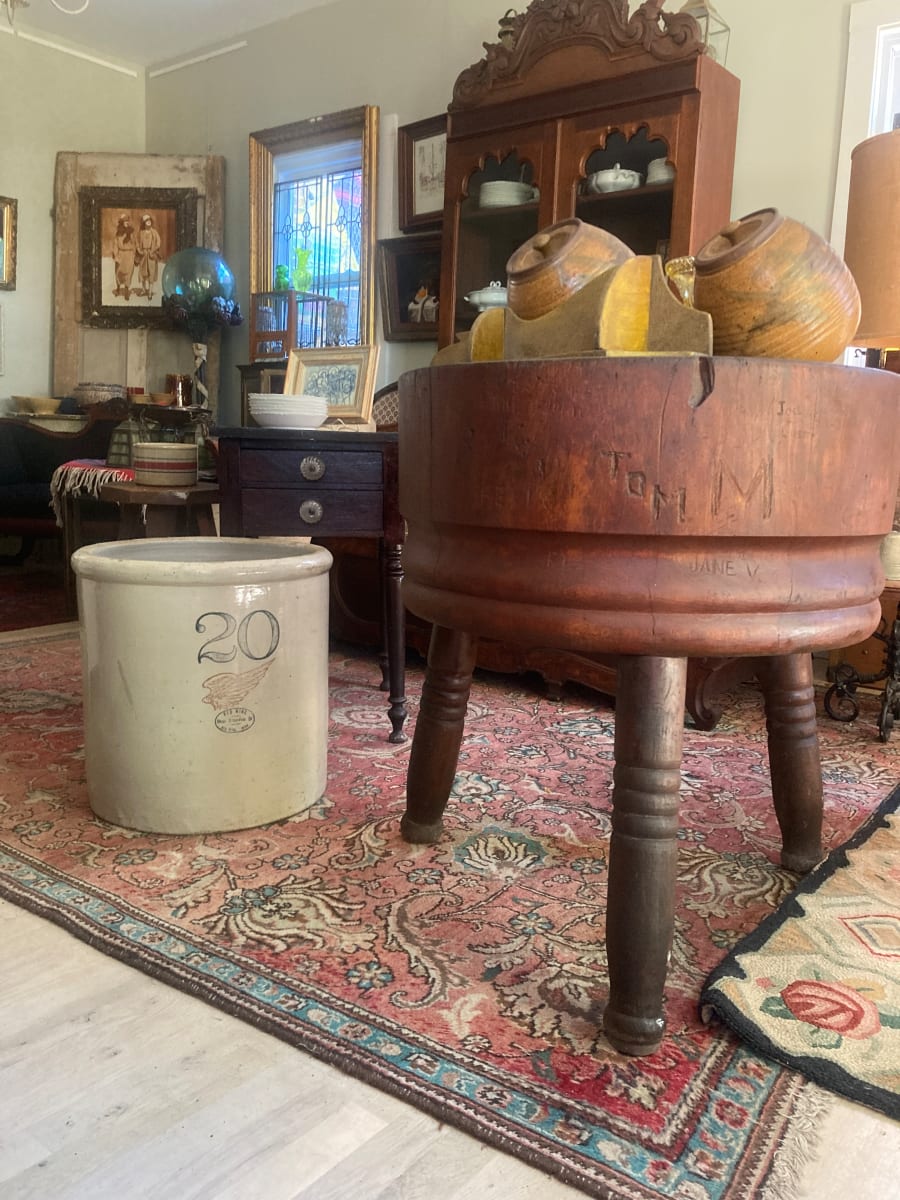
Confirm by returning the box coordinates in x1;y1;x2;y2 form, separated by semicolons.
49;459;134;526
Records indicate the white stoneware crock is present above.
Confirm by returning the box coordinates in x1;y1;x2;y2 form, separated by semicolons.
72;537;333;834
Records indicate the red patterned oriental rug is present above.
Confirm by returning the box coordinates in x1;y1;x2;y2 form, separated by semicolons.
701;787;900;1121
1;628;898;1199
0;566;68;631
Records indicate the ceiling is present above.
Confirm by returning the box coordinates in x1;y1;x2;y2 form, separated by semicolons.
3;0;342;68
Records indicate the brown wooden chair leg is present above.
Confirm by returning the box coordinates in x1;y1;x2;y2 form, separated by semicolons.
757;652;824;872
401;624;477;844
603;655;687;1057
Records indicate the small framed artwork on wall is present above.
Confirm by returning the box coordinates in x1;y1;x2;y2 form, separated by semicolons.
79;186;198;329
0;196;17;291
398;114;447;232
377;233;442;342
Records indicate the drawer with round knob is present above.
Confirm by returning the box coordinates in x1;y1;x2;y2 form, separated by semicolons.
240;488;384;536
239;448;383;487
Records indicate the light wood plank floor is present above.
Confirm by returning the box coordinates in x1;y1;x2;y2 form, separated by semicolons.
1;899;899;1199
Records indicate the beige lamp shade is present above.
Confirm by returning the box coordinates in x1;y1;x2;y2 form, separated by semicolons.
843;129;900;347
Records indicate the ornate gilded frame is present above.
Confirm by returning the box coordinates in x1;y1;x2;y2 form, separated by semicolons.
79;186;198;329
249;105;379;345
0;196;17;291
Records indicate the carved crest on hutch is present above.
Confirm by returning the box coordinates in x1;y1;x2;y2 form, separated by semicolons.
452;0;707;110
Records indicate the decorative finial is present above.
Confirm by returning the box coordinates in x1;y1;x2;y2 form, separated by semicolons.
498;8;518;50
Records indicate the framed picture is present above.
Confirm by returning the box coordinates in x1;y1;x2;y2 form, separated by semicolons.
0;196;17;291
79;186;198;329
398;114;447;232
284;345;380;424
377;233;442;342
260;365;287;395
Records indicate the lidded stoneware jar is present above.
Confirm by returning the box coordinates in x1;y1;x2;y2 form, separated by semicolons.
506;218;634;319
692;208;861;361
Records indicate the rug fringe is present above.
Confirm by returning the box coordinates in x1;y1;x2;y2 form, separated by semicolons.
49;462;133;526
761;1084;832;1200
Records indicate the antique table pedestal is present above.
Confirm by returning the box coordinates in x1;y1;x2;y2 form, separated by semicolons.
398;356;900;1056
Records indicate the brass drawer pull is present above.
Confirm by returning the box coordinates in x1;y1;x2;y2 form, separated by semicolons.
299;499;324;524
299;454;326;481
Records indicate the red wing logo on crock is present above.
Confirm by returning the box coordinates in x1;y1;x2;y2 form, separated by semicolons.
201;661;273;711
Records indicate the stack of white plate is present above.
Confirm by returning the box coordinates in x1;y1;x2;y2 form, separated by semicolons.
248;393;329;429
479;180;536;208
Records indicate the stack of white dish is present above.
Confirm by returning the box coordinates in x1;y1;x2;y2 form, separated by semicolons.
248;393;329;429
479;180;538;208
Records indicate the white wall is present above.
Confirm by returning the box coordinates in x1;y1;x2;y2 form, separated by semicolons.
0;32;145;407
721;0;854;235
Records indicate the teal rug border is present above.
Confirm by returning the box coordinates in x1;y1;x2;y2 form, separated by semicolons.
0;842;804;1200
701;784;900;1121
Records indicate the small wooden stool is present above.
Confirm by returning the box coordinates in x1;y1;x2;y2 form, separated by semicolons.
99;480;220;539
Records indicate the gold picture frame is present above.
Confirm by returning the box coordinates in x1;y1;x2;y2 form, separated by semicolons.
0;196;17;291
284;345;380;424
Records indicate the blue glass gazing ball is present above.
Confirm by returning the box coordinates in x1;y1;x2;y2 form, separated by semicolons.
161;247;235;306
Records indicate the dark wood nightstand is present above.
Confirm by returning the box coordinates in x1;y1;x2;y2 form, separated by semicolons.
214;427;406;742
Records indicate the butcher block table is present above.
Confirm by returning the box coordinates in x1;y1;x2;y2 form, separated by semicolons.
397;355;900;1056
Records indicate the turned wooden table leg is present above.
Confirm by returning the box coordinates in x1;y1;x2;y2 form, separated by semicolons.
603;655;687;1056
381;538;408;743
142;506;180;537
401;624;477;844
757;653;824;872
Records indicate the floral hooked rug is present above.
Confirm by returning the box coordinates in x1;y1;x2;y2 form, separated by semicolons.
701;786;900;1121
1;628;898;1200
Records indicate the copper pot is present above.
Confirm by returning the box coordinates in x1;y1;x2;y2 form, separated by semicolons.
166;374;193;407
505;218;633;320
692;209;861;361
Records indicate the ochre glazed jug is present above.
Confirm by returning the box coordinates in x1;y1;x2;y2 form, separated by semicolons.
692;208;861;361
505;218;634;320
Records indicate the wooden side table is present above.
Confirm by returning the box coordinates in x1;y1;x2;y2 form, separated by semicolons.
98;480;220;539
214;427;406;743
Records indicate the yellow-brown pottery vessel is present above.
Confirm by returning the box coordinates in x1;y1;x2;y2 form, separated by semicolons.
506;217;633;320
692;208;861;361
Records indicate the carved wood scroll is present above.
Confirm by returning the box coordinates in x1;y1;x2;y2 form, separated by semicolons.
451;0;705;110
